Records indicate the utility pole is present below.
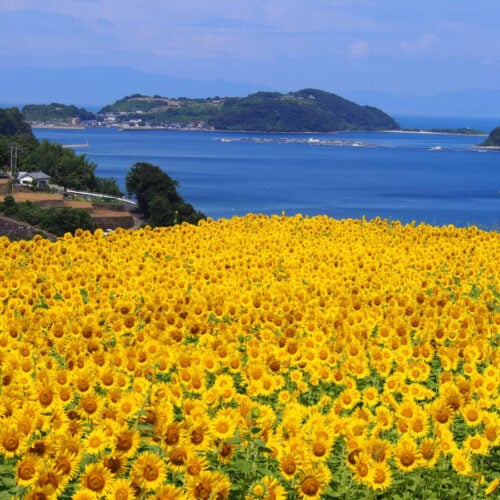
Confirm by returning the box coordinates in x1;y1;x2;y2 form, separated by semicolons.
9;144;18;180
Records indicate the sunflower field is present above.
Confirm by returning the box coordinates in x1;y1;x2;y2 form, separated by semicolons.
0;214;498;499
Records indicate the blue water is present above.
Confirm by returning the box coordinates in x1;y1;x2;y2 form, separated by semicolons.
33;126;499;230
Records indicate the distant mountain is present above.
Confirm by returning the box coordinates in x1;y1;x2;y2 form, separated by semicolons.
100;89;400;132
0;66;268;108
344;88;500;118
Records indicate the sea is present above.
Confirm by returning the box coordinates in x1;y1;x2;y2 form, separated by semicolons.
33;115;499;230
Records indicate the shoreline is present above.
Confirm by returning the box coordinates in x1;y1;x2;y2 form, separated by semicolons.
384;129;488;137
31;125;86;130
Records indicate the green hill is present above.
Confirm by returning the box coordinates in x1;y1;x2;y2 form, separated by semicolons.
22;103;95;123
0;107;34;136
99;89;400;132
480;126;500;147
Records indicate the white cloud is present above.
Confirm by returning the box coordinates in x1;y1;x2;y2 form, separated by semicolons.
348;39;370;58
400;33;439;54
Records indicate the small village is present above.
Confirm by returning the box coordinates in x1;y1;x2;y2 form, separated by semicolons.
0;171;140;240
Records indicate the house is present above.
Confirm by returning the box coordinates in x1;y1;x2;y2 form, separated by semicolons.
17;171;50;188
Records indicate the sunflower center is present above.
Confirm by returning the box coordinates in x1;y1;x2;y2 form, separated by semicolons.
421;444;435;460
115;488;130;500
38;389;53;406
357;462;369;478
194;481;212;499
467;409;478;422
191;429;204;445
301;476;320;496
216;422;229;434
89;436;103;448
165;427;179;446
18;463;36;480
470;438;481;450
117;434;133;451
373;469;386;484
55;457;72;475
435;409;450;424
143;464;159;481
312;442;326;457
170;448;187;466
220;443;233;458
78;379;90;392
87;472;105;491
400;452;415;467
282;458;296;475
413;420;424;432
3;435;19;452
187;463;201;475
83;400;98;414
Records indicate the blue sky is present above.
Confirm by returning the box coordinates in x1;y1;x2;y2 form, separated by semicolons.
1;0;500;96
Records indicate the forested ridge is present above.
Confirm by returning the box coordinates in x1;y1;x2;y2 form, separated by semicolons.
100;88;400;132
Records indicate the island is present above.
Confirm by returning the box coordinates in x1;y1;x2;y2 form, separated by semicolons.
479;126;500;147
99;89;400;132
24;89;399;132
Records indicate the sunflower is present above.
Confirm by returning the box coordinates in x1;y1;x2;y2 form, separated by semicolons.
393;436;421;473
451;449;473;476
463;433;490;455
115;392;142;422
24;484;58;500
362;386;379;407
37;466;69;497
15;453;41;487
366;461;393;492
307;432;334;462
461;402;485;427
162;421;189;451
72;489;96;500
297;463;332;499
55;432;82;457
260;476;287;500
79;462;114;497
168;446;189;472
131;451;167;491
407;413;430;439
186;470;231;500
103;453;128;476
351;452;371;486
113;427;141;458
419;438;441;468
364;437;393;464
107;477;136;499
210;409;238;442
189;418;213;451
186;454;210;477
485;477;500;496
0;425;28;458
84;427;111;455
373;406;394;433
279;449;303;480
53;451;80;482
153;484;187;499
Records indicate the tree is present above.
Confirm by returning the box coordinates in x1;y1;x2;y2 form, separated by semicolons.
39;207;95;236
125;162;205;226
24;140;97;190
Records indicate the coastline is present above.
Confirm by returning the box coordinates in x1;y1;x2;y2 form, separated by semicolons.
384;129;488;137
31;125;86;130
470;145;500;151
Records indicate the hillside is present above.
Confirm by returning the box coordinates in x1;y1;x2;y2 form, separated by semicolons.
22;103;96;124
480;126;500;147
99;89;400;132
